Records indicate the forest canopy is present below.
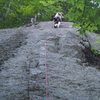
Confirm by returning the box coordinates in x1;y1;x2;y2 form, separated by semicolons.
0;0;100;34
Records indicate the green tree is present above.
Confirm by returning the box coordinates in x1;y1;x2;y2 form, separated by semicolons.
0;0;100;34
67;0;100;34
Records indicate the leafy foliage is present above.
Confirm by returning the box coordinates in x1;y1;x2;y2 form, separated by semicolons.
67;0;100;34
0;0;100;34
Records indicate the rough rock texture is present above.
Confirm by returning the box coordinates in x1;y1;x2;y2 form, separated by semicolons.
78;32;100;65
86;32;100;52
0;22;100;100
80;32;100;53
0;29;27;65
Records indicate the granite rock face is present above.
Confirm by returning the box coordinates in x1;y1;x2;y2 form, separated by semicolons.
79;32;100;65
86;32;100;52
0;22;100;100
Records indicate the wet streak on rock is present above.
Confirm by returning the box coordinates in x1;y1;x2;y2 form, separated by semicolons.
0;32;27;66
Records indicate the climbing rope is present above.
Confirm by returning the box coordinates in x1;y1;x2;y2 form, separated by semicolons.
45;41;49;100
